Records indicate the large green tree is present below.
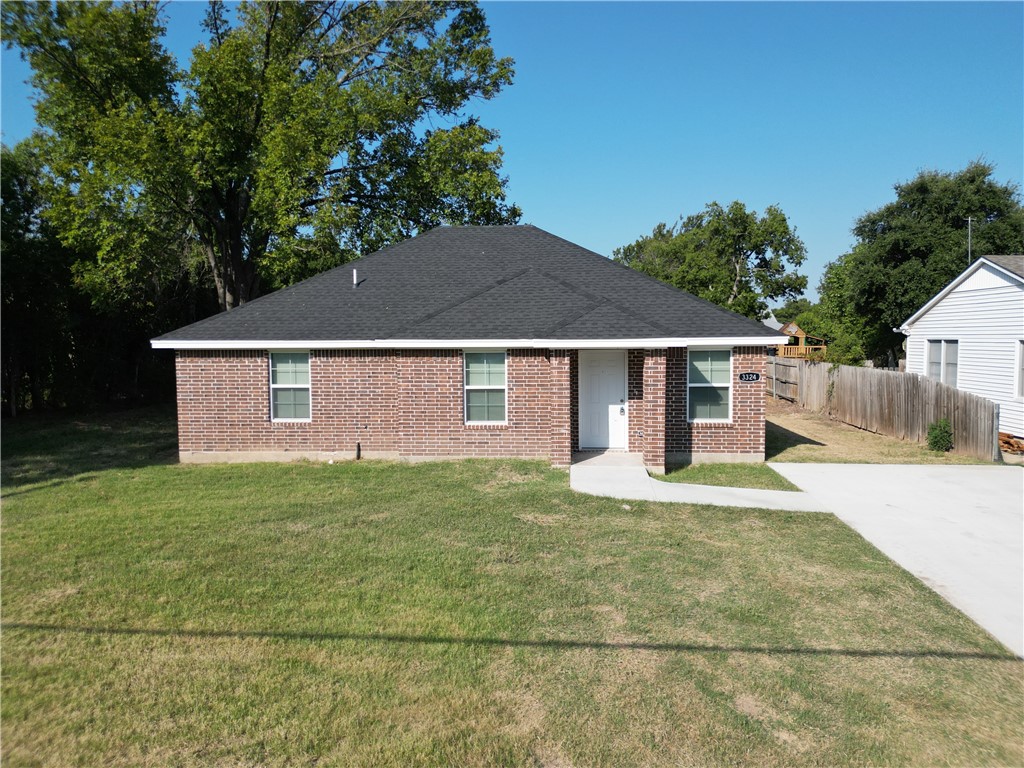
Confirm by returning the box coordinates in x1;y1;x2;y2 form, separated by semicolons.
3;0;520;311
1;141;73;413
772;297;813;325
614;201;807;320
784;262;868;367
826;162;1024;364
1;139;207;413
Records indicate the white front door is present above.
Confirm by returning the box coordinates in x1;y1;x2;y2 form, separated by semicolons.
579;350;627;450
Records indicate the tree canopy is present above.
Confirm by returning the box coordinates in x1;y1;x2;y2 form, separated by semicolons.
613;201;807;320
3;0;520;311
2;139;198;413
780;263;868;367
771;297;813;325
820;162;1024;364
1;141;70;413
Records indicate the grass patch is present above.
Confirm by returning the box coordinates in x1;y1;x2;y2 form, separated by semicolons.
765;398;990;464
661;463;799;491
0;404;178;487
2;408;1022;766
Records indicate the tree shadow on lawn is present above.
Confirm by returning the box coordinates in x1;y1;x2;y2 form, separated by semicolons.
0;404;178;491
3;621;1019;662
765;419;825;460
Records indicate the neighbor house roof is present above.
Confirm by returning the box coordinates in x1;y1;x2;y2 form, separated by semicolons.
899;254;1024;332
153;225;785;350
761;311;784;331
983;254;1024;280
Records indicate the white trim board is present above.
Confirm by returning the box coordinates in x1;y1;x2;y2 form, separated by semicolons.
152;336;784;350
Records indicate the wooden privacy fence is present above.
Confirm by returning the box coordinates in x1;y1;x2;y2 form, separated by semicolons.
766;357;798;402
768;358;1001;461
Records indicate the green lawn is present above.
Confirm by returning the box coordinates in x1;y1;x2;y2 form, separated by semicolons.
661;462;800;491
2;408;1022;767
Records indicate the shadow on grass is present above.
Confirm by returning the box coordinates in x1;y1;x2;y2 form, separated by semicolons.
765;419;825;460
3;622;1018;662
0;404;178;490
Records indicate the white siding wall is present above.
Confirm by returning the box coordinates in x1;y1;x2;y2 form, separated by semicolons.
905;263;1024;436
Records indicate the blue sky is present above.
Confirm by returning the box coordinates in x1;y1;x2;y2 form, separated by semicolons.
3;1;1022;302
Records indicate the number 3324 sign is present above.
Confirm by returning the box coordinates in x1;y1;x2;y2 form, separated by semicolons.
738;372;761;383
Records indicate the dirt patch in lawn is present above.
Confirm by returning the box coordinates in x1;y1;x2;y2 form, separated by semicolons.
480;465;541;490
765;397;985;464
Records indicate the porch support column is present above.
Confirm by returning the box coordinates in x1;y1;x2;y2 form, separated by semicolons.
549;349;572;468
643;348;667;474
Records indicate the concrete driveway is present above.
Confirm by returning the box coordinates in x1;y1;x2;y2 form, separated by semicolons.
769;463;1024;657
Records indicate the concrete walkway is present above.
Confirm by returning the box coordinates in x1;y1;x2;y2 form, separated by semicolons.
569;454;1024;656
569;453;829;512
770;463;1024;658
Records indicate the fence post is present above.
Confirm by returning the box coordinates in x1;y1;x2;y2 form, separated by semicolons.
993;404;1002;463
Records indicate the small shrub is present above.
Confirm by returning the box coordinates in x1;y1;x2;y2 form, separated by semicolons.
927;418;954;452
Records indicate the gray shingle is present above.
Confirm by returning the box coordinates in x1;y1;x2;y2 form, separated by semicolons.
983;255;1024;280
154;225;784;343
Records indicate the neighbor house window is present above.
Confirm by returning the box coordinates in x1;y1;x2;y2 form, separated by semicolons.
465;351;506;423
688;349;731;421
1017;340;1024;397
927;340;958;388
270;352;311;421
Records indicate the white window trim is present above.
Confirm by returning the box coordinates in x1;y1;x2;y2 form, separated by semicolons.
926;339;959;388
464;349;508;425
1016;340;1024;400
269;350;312;423
688;347;733;424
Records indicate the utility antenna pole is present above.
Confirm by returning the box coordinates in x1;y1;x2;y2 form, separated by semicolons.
966;217;974;265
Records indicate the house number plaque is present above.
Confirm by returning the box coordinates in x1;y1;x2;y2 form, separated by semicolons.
738;372;761;383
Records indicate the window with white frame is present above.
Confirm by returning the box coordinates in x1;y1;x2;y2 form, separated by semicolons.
464;351;506;423
270;352;311;420
688;349;731;421
926;340;958;387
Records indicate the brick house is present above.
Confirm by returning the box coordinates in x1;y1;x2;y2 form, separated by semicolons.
152;226;784;473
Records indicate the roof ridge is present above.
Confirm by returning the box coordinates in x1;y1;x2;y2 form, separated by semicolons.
516;228;778;334
434;224;537;230
534;267;678;336
383;266;533;339
545;302;662;337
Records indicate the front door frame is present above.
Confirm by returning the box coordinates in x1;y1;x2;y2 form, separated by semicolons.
578;349;628;451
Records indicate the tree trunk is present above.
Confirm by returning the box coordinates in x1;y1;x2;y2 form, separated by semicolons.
6;356;20;418
729;255;743;305
203;242;228;311
205;188;262;311
28;366;43;412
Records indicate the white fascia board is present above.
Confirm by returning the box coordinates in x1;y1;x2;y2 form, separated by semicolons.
152;336;785;351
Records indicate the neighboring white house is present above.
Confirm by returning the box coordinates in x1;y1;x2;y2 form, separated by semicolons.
899;255;1024;438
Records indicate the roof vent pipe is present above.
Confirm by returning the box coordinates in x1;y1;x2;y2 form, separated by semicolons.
353;268;357;288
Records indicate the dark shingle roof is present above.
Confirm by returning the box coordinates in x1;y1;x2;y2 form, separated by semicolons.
154;225;783;345
983;254;1024;280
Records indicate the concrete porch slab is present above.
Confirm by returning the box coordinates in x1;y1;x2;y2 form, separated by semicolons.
572;451;645;467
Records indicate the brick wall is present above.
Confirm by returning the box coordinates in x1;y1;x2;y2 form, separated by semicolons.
549;350;572;467
627;350;645;451
175;349;400;455
642;349;667;470
176;348;566;461
664;346;767;460
394;348;553;460
174;345;767;467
